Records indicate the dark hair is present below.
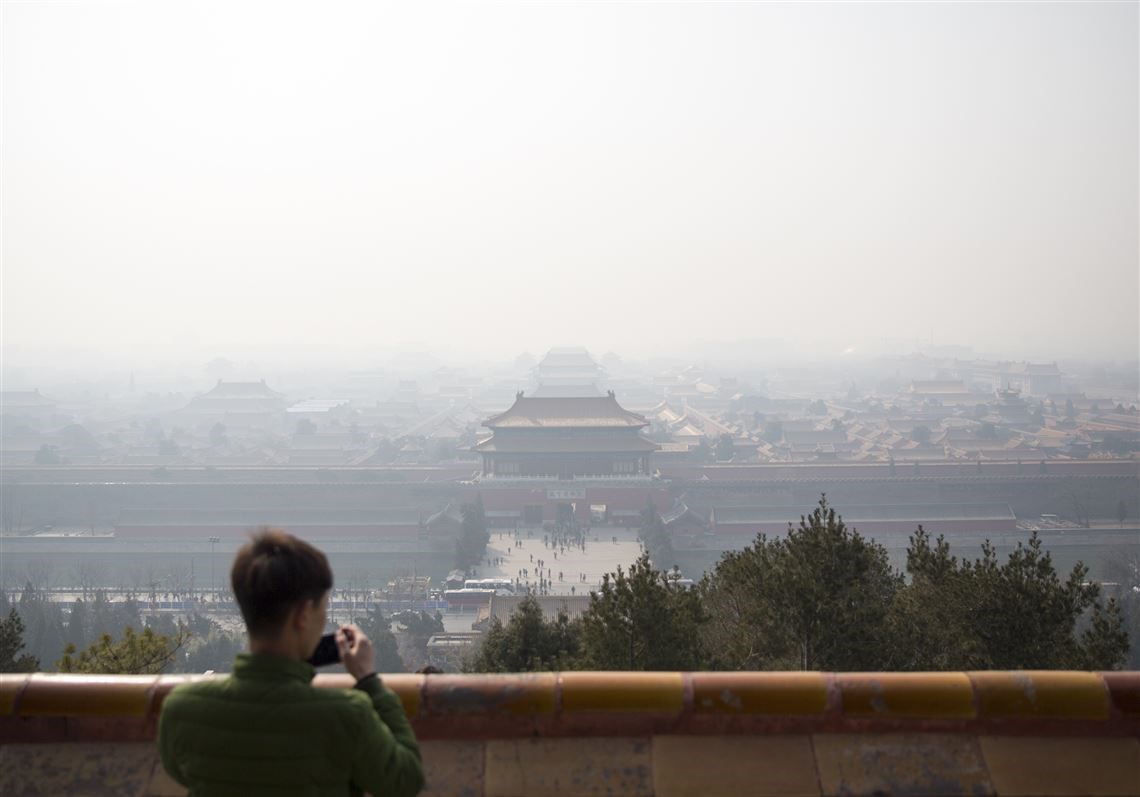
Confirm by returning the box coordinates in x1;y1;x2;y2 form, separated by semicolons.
231;528;333;637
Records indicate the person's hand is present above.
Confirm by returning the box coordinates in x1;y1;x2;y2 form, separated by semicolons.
336;623;375;682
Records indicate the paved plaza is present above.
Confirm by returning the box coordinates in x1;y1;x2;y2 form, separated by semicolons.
477;526;646;596
439;526;645;633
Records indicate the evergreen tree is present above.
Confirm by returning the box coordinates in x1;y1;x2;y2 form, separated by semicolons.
637;498;676;570
976;535;1127;668
16;582;66;669
464;595;582;672
761;420;784;443
1078;600;1130;670
580;553;705;670
354;606;404;673
715;434;735;462
888;529;1129;670
179;617;246;674
698;538;794;669
57;625;188;675
90;590;116;638
454;497;490;573
65;599;91;651
391;610;444;671
0;609;39;672
1102;552;1140;668
701;495;901;671
884;529;988;670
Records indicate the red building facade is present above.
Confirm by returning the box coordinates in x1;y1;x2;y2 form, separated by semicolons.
472;392;664;525
475;392;658;479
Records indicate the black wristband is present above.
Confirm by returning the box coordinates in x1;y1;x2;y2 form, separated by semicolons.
353;672;379;689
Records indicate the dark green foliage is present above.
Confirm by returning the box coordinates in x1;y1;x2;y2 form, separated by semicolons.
392;610;445;646
698;537;796;670
911;425;932;445
638;499;676;571
181;627;245;674
887;529;1128;670
1100;433;1133;456
391;610;445;671
700;499;1129;672
0;609;40;672
89;591;141;642
971;536;1109;668
761;420;783;442
165;613;246;674
580;552;706;670
15;582;66;669
1077;600;1130;670
885;530;989;670
715;434;735;462
454;497;490;573
694;438;711;461
464;596;581;672
354;606;404;673
58;625;188;674
1102;552;1140;668
702;495;901;670
65;599;90;651
145;613;227;671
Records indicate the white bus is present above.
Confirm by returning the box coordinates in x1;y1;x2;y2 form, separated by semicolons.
464;578;515;595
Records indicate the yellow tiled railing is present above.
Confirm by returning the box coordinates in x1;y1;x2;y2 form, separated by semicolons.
1;671;1137;796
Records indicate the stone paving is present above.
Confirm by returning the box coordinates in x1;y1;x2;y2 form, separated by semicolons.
439;526;647;633
476;526;647;596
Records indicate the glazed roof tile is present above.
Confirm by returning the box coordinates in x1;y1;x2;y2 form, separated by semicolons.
484;394;649;429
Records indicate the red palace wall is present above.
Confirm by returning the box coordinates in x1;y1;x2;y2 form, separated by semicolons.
713;517;1020;538
661;460;1138;481
468;485;672;526
112;524;425;540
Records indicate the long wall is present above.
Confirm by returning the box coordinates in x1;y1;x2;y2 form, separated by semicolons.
2;463;1136;538
1;671;1137;796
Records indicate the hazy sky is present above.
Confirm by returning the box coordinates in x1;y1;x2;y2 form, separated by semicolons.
3;1;1138;366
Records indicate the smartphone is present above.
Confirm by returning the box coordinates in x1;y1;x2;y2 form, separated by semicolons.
307;633;341;667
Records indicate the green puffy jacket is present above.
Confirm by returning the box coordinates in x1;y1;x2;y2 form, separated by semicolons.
159;654;424;797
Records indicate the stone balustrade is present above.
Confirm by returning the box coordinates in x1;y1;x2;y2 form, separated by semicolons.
1;671;1137;796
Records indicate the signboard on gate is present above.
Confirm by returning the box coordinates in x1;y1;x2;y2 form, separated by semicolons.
546;487;586;500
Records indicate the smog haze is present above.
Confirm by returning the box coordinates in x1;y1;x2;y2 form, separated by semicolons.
3;1;1137;373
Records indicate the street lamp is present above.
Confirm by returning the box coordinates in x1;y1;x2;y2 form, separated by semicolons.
208;536;221;598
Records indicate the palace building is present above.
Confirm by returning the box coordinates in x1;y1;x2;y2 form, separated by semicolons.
472;392;665;525
475;391;657;480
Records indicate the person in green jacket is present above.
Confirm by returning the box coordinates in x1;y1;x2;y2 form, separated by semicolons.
159;528;425;797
